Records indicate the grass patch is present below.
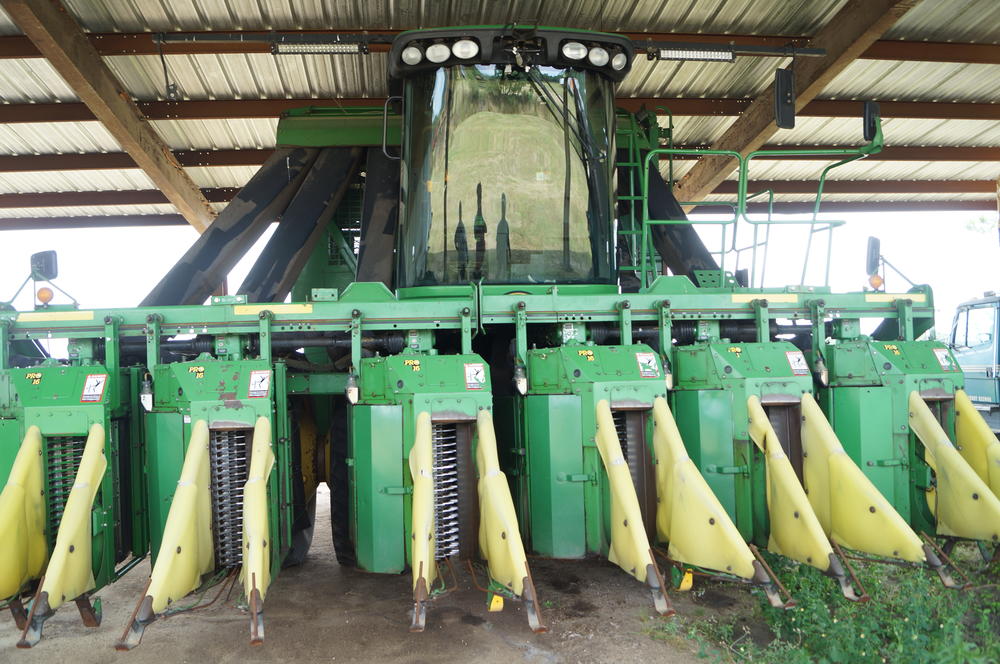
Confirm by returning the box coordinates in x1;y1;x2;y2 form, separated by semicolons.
646;546;1000;663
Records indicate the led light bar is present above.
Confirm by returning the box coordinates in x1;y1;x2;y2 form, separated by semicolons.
656;47;735;62
272;42;366;55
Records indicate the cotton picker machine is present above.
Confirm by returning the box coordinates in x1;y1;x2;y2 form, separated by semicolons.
1;24;998;650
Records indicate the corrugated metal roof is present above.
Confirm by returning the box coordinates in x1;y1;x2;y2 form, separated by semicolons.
44;0;847;36
0;0;993;221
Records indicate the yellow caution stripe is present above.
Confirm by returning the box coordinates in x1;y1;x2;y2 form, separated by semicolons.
650;397;756;579
799;393;924;562
0;426;48;601
747;396;833;571
954;389;1000;500
908;392;1000;541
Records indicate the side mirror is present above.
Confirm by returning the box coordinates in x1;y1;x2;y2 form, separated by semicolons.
30;250;58;281
865;237;881;276
774;68;795;129
863;101;880;142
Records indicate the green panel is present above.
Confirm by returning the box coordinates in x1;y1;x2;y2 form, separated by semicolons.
276;108;400;147
825;386;908;518
525;394;585;558
673;389;738;521
350;404;405;574
0;418;20;489
144;412;185;564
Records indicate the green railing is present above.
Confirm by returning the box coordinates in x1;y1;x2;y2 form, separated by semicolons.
637;117;884;288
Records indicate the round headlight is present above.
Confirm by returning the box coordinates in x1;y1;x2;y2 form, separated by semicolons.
451;39;479;59
426;43;451;63
611;52;628;71
401;46;423;65
588;47;610;67
561;41;587;60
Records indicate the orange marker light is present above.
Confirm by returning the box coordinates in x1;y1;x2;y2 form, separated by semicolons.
36;286;54;304
868;274;884;291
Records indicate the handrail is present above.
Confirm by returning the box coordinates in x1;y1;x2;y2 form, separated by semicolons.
635;117;884;288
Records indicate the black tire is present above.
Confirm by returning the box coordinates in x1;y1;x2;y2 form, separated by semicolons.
283;398;316;568
283;497;316;567
330;397;356;567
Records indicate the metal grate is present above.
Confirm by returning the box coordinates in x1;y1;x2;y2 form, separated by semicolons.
208;428;250;568
45;435;86;546
431;423;461;560
613;411;630;466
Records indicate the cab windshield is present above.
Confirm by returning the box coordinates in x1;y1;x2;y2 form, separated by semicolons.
398;64;615;287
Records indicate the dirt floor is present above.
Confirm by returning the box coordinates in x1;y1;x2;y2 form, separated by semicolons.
0;486;722;663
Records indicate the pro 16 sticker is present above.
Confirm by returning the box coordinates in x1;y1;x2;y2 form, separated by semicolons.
248;370;271;398
81;374;108;402
785;351;810;376
464;363;486;390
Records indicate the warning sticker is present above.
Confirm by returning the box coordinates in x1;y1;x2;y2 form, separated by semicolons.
464;363;486;390
785;351;810;376
81;374;108;402
933;348;957;371
248;370;271;398
636;352;660;378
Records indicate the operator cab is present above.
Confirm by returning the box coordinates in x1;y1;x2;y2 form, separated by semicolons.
388;27;633;288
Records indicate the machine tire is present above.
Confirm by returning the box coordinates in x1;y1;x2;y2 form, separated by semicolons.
330;397;356;567
283;497;316;567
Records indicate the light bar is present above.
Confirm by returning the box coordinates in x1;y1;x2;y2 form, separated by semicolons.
656;47;735;62
272;42;365;55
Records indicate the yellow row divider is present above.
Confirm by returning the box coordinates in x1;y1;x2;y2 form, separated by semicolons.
908;392;1000;541
475;409;546;632
0;425;47;603
115;420;214;650
18;423;107;647
408;411;436;631
954;389;1000;500
242;416;275;645
799;393;925;562
746;396;833;571
650;397;757;579
594;399;672;615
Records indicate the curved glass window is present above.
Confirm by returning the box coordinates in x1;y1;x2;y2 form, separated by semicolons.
397;65;615;287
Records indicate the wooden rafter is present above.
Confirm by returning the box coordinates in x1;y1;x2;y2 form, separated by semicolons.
672;0;922;206
0;0;216;232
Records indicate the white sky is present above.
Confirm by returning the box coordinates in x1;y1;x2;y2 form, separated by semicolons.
0;210;996;340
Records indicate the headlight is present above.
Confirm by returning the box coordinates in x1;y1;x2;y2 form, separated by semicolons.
451;39;479;59
611;52;628;71
562;41;587;60
401;46;423;65
425;43;451;63
588;46;609;67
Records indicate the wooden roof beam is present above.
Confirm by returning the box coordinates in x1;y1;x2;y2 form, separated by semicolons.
673;0;921;206
0;97;997;124
0;145;993;172
0;0;215;232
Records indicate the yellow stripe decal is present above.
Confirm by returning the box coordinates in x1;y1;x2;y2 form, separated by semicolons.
731;293;798;304
17;311;94;322
865;293;926;303
233;304;314;316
